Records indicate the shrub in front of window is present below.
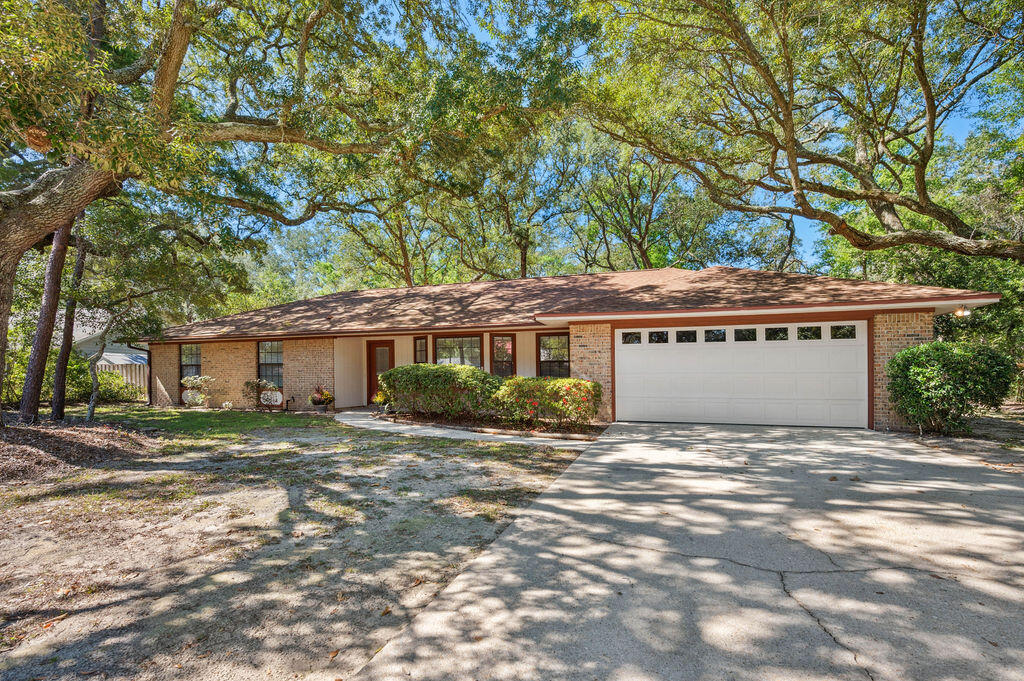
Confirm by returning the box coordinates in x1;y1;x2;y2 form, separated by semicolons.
887;341;1014;435
242;378;279;410
492;377;602;426
377;364;502;418
180;375;215;407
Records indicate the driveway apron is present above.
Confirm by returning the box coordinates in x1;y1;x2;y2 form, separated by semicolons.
354;423;1024;681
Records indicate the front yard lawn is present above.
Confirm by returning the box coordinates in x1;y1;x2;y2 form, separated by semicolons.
0;406;578;681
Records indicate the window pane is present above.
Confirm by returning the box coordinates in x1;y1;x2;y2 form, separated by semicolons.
492;336;513;362
259;364;283;389
181;364;201;378
648;331;669;344
797;326;822;340
539;335;569;361
435;337;482;367
259;341;283;364
765;327;789;341
622;332;641;345
180;343;201;365
676;330;697;343
258;341;283;388
831;324;857;340
734;328;757;342
414;337;427;363
538;361;570;378
704;329;726;343
493;360;514;377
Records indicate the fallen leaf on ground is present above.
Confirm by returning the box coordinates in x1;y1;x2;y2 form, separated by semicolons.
329;649;340;660
380;606;391;616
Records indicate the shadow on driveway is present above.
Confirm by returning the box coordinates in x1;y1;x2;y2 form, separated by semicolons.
354;423;1024;681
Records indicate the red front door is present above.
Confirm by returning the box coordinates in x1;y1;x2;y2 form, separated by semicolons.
366;340;395;403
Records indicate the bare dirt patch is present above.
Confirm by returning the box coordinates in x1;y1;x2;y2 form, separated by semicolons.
0;413;578;680
0;422;160;482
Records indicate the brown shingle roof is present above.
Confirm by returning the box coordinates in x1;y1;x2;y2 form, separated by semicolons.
154;266;997;342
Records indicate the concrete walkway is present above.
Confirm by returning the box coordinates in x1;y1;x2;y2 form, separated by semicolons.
334;410;592;450
353;422;1024;681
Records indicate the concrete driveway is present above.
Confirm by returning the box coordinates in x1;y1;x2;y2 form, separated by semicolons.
354;423;1024;681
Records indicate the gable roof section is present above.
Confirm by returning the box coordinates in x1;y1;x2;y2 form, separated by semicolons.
154;266;997;342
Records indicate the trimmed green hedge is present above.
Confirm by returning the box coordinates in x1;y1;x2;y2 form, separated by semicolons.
377;364;602;425
492;376;601;426
377;364;502;418
887;341;1014;434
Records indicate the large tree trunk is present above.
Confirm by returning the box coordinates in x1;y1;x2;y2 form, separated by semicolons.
19;219;74;422
0;254;20;423
51;233;87;420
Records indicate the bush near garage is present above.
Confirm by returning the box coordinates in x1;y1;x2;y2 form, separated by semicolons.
377;364;503;418
492;376;602;426
887;341;1014;435
377;365;603;425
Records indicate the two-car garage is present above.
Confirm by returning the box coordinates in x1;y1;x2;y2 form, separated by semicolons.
614;320;869;428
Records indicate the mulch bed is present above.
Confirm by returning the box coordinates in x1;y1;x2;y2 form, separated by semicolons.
378;412;607;439
0;422;159;482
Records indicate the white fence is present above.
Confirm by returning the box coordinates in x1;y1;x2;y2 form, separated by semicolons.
97;363;149;391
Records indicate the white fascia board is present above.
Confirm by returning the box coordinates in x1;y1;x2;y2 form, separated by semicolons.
534;297;1002;325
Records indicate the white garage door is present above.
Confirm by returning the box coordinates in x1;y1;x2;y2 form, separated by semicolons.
615;321;868;427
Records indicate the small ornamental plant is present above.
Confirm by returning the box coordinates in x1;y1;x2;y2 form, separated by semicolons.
309;385;334;406
888;341;1014;434
242;378;279;410
180;375;215;408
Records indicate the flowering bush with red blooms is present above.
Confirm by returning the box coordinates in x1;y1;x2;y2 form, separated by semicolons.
492;377;602;426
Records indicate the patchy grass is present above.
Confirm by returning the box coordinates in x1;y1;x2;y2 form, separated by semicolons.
0;406;580;680
64;404;341;437
439;486;540;522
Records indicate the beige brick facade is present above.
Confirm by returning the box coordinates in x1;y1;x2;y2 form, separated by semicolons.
201;341;258;408
148;337;335;409
150;343;178;406
282;338;335;407
569;323;613;422
872;311;935;431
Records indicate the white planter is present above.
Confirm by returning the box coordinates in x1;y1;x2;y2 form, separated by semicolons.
260;389;284;407
181;389;204;407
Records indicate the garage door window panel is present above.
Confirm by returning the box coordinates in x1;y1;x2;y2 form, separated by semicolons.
830;324;857;340
622;332;641;345
797;326;822;340
676;330;697;343
734;328;757;342
648;331;669;344
765;327;789;341
704;329;727;343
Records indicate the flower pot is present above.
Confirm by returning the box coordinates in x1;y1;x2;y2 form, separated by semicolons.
260;389;284;409
312;404;327;413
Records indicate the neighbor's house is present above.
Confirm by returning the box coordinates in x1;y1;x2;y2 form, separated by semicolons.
74;322;149;390
147;266;999;430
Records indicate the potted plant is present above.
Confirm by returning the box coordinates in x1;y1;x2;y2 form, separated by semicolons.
243;378;283;411
309;385;334;413
180;375;215;408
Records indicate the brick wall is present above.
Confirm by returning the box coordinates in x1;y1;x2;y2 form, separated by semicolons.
872;311;935;430
283;338;335;406
150;343;179;406
200;341;257;408
569;323;613;422
148;338;336;409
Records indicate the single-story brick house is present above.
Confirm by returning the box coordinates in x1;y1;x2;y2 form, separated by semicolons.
148;266;999;430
